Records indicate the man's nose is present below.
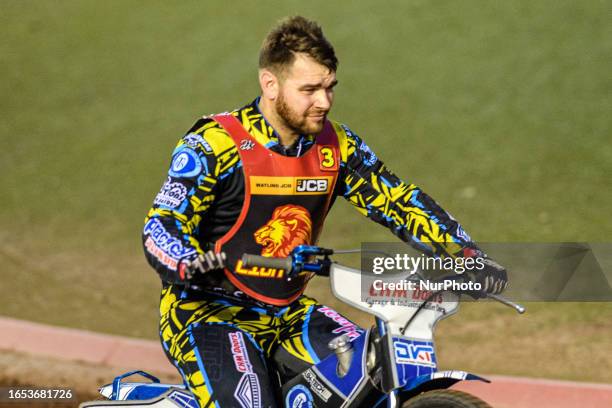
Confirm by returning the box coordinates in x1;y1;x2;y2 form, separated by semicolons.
314;89;332;111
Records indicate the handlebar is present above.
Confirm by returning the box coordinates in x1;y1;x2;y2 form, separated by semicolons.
241;245;525;314
241;245;334;280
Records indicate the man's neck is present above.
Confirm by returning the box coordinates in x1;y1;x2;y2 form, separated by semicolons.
258;97;299;148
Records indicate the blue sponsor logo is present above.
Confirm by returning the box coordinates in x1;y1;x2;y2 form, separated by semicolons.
394;340;436;367
167;390;197;407
169;148;202;178
285;385;313;408
183;133;213;153
154;177;188;209
359;141;377;167
143;218;196;259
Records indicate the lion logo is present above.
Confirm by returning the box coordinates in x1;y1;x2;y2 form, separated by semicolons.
254;205;312;257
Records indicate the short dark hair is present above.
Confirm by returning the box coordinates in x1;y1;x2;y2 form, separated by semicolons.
259;16;338;75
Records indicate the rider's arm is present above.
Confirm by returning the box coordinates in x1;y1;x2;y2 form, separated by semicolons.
142;118;229;283
333;122;481;258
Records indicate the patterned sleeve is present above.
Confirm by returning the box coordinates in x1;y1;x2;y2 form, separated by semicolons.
142;118;223;283
335;122;481;258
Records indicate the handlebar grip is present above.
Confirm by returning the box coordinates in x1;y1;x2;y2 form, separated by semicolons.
241;254;293;271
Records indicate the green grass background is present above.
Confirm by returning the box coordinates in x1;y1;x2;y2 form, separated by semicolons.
1;0;611;382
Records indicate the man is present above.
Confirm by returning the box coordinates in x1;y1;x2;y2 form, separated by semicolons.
143;16;507;407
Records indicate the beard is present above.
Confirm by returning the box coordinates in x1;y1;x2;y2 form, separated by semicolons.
275;92;327;135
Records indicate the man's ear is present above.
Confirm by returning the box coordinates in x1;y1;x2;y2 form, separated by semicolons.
259;69;279;101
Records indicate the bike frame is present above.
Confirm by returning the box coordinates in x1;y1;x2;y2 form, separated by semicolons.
79;245;523;408
279;255;489;408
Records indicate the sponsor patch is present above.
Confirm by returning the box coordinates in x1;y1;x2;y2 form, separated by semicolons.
285;385;313;408
240;139;255;151
295;178;329;193
167;390;196;406
183;132;213;153
143;218;196;265
394;340;436;367
359;141;377;167
249;176;333;195
302;369;332;402
229;332;254;373
154;177;188;208
169;148;202;178
317;307;361;340
228;332;261;408
144;237;179;270
234;373;261;408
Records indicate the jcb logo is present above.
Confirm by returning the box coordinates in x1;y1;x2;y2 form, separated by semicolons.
296;178;328;193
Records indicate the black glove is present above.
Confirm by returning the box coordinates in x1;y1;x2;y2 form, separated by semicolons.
472;257;508;296
178;251;226;281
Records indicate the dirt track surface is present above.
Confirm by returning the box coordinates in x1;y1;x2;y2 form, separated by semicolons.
0;351;181;407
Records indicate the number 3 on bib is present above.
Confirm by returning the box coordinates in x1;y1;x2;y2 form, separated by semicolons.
318;146;337;171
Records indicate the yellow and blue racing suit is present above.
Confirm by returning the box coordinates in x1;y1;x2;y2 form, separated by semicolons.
143;98;480;407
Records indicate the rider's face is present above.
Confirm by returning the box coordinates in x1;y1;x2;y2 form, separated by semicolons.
275;54;337;135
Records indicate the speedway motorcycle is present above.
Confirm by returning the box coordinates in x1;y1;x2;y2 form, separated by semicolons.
79;245;524;408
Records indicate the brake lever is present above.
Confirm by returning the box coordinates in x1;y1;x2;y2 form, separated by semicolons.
485;293;526;314
439;274;526;314
286;255;332;281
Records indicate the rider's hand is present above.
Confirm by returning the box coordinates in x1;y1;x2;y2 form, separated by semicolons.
178;251;226;280
470;257;508;297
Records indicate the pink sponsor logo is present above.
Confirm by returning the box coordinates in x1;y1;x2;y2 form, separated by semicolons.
229;332;253;373
145;237;178;270
317;307;361;340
